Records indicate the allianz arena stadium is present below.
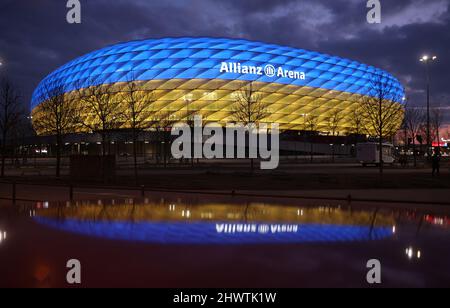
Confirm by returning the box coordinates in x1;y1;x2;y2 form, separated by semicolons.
31;37;405;135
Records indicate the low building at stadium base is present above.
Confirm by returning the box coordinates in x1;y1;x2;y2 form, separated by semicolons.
29;37;405;157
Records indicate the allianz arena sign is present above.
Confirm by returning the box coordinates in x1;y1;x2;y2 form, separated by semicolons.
220;61;307;80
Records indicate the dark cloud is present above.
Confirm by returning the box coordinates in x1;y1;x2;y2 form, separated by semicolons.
0;0;449;122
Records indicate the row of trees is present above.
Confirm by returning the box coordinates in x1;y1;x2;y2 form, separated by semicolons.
0;73;426;179
220;75;406;174
33;74;180;182
402;104;444;166
293;75;404;173
35;76;278;176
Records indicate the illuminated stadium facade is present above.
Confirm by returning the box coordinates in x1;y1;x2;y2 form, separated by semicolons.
31;37;405;135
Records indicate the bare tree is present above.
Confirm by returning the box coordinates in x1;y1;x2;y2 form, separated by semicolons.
32;82;79;177
400;108;409;149
120;73;155;183
327;110;344;162
419;121;436;150
404;107;425;167
304;114;319;163
0;79;24;177
183;97;196;168
74;80;122;156
445;126;450;142
327;110;344;137
349;107;367;138
359;75;404;174
431;107;444;152
151;111;177;168
231;82;268;172
14;111;34;167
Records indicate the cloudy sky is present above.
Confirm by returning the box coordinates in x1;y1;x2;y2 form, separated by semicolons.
0;0;449;122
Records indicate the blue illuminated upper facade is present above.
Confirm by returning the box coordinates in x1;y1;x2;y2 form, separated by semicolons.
31;37;404;110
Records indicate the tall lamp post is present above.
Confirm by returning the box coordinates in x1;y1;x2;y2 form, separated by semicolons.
419;55;437;158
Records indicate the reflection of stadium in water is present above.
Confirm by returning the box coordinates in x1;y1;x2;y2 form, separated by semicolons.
3;197;449;287
33;198;397;244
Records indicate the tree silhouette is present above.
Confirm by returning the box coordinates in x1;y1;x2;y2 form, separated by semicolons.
0;79;24;177
32;81;79;177
120;72;155;183
359;74;404;174
231;82;268;172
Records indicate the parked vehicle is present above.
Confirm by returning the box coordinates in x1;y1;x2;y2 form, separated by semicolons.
357;143;395;167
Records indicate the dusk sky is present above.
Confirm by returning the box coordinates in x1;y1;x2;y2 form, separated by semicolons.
0;0;449;122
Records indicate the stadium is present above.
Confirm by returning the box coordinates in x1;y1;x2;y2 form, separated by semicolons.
31;37;405;134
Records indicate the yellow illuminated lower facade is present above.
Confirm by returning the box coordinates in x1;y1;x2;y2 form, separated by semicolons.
31;79;404;135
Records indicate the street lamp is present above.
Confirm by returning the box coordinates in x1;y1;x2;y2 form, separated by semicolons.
420;55;437;158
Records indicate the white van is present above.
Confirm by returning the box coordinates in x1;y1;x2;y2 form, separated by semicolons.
357;143;395;166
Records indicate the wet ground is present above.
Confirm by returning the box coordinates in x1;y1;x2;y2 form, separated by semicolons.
0;193;449;288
